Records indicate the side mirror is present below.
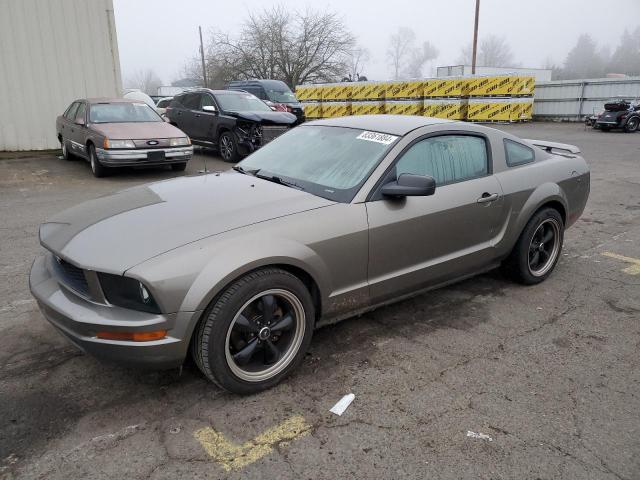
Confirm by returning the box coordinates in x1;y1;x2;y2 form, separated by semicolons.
202;105;217;113
75;117;86;126
381;173;436;198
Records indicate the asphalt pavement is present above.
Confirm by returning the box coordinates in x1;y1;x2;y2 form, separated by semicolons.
0;123;638;479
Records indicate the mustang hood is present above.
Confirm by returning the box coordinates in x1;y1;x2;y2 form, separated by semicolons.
39;172;334;274
90;122;186;140
226;110;297;125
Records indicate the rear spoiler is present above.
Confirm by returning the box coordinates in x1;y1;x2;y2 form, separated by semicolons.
525;139;581;155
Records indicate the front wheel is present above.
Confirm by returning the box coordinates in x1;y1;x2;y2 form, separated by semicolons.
624;117;639;133
89;144;108;178
192;268;315;394
61;139;74;160
219;131;240;163
504;208;564;285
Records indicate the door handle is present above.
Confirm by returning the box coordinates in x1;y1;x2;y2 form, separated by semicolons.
477;192;499;204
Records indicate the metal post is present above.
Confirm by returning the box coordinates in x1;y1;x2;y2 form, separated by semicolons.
577;80;586;120
471;0;480;74
199;26;208;89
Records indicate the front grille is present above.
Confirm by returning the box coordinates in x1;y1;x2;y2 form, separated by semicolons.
261;126;288;145
52;256;90;297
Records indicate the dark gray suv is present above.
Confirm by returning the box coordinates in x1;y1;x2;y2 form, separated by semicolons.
165;89;297;162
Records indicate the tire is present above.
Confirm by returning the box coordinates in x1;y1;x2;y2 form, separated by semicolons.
89;144;108;178
61;138;74;160
624;117;639;133
191;268;315;394
171;162;187;172
600;126;610;132
219;131;240;163
504;208;564;285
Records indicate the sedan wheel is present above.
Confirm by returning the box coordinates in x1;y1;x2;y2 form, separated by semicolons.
504;208;564;285
89;144;108;178
192;268;314;394
61;140;73;160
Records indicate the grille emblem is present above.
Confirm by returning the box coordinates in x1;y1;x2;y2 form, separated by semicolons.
147;140;159;146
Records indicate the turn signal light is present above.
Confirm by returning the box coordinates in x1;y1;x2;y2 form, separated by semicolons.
96;330;167;342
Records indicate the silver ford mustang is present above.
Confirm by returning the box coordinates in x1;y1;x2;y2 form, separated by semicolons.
30;115;590;394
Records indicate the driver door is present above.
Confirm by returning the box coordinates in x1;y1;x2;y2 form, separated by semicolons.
366;133;505;304
192;93;220;142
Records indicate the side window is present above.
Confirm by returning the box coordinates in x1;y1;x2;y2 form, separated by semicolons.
169;95;184;108
395;135;489;186
183;93;201;110
254;87;267;100
64;102;79;120
75;103;87;123
504;139;535;167
200;94;216;109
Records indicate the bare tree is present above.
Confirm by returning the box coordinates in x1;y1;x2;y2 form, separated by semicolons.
387;27;416;80
405;41;439;78
346;46;370;81
125;69;163;95
186;6;355;88
456;35;517;67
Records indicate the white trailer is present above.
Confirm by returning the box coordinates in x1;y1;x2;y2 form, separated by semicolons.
0;0;122;151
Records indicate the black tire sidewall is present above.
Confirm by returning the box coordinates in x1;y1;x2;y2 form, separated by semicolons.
510;208;564;285
625;118;639;132
220;132;239;163
195;269;315;394
89;145;107;177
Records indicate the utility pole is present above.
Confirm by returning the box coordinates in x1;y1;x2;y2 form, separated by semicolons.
471;0;480;74
199;26;208;88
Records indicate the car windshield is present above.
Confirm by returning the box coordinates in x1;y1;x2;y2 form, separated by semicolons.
266;89;297;103
238;126;399;202
89;103;162;123
216;93;272;112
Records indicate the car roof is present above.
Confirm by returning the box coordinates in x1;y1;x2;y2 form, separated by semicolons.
83;98;148;105
304;115;455;136
228;79;288;89
178;89;248;96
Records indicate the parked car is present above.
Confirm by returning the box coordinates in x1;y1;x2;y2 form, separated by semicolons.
592;96;640;132
227;79;305;124
32;115;590;394
155;96;173;116
165;89;297;162
56;98;193;177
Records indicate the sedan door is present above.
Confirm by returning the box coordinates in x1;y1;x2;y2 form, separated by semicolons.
366;133;506;304
68;102;89;159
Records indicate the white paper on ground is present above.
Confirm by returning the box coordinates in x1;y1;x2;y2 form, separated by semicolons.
330;393;355;416
466;430;493;441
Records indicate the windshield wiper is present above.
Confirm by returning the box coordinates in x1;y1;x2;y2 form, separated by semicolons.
255;171;304;191
232;165;259;176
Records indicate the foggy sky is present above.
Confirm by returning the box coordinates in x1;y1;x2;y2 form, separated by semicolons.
113;0;640;85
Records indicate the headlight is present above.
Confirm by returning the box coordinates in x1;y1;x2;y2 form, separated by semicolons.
103;138;135;149
97;272;161;314
169;137;190;146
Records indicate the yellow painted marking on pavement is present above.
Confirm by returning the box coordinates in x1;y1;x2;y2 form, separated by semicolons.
194;415;311;472
601;252;640;275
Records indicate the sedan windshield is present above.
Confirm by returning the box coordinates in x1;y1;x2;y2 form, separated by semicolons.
216;93;272;112
238;126;399;202
89;103;162;123
266;89;297;103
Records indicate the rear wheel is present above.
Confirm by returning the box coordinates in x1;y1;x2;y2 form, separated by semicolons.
171;162;187;171
219;131;240;163
624;117;639;133
89;144;108;178
192;268;314;394
61;139;74;160
504;208;564;285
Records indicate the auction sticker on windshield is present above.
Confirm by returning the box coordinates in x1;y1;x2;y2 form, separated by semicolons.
356;131;398;145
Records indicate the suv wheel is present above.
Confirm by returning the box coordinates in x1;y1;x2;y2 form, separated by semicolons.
219;131;240;163
624;117;639;133
89;144;108;178
192;268;314;394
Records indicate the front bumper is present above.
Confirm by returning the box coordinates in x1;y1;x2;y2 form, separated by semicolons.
96;146;193;167
29;254;202;369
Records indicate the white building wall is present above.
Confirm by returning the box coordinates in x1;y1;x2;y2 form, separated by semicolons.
0;0;122;150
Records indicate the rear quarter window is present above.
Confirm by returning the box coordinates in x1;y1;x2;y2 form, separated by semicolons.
504;139;535;167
